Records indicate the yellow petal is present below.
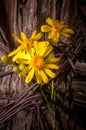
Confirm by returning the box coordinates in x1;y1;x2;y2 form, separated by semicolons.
12;34;23;44
12;52;30;62
63;28;74;34
19;66;30;77
12;53;20;62
45;64;59;70
43;68;56;78
33;41;38;55
36;41;49;56
41;25;51;32
26;44;34;57
8;47;20;57
48;31;55;39
38;41;49;46
35;70;42;84
53;32;60;42
60;28;74;37
34;32;43;40
40;70;49;83
20;32;27;41
45;58;59;63
18;52;31;59
30;30;37;39
25;68;34;84
60;21;65;26
43;46;53;58
54;19;59;24
34;41;48;56
46;17;53;25
60;31;71;37
16;59;30;64
45;55;60;63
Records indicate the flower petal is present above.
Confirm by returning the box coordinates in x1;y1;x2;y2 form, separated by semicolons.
43;46;53;58
33;41;38;55
54;19;59;24
61;28;74;37
40;70;49;83
63;28;74;34
43;68;56;78
53;32;60;42
60;21;65;26
25;68;34;84
44;64;59;70
34;32;43;40
17;59;30;64
12;52;30;62
60;31;71;37
35;70;42;84
35;41;49;56
26;44;34;57
45;56;60;63
46;17;53;25
8;47;20;57
19;66;30;77
41;25;51;32
12;34;23;44
30;30;37;39
20;32;27;41
48;31;55;39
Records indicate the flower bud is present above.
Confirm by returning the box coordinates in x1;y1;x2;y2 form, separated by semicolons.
18;64;26;71
13;66;19;72
0;55;9;64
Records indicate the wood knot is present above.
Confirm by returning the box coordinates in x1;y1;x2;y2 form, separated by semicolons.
19;0;27;5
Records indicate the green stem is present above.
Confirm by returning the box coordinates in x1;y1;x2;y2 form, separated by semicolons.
51;80;54;100
40;89;61;130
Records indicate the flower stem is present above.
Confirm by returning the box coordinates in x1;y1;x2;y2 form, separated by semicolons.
40;89;61;130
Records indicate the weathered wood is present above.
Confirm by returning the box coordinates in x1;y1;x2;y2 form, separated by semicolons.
72;61;86;129
74;62;86;75
0;0;86;130
0;0;63;130
72;79;86;107
72;61;86;107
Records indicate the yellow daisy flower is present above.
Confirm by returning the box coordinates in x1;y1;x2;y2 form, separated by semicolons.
8;30;43;62
17;41;60;84
41;17;74;42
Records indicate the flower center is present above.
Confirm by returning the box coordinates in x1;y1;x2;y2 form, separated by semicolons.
21;39;33;50
52;25;61;32
26;39;33;47
30;56;45;70
52;22;63;32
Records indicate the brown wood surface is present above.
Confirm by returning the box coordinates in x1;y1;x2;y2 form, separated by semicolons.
0;0;86;130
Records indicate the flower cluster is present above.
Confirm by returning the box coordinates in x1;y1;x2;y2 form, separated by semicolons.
0;17;74;84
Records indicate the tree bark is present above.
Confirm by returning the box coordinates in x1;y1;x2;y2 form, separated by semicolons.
0;0;86;130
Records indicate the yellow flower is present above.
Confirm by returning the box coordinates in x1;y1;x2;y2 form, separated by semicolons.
17;41;60;84
41;17;74;42
8;30;43;62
